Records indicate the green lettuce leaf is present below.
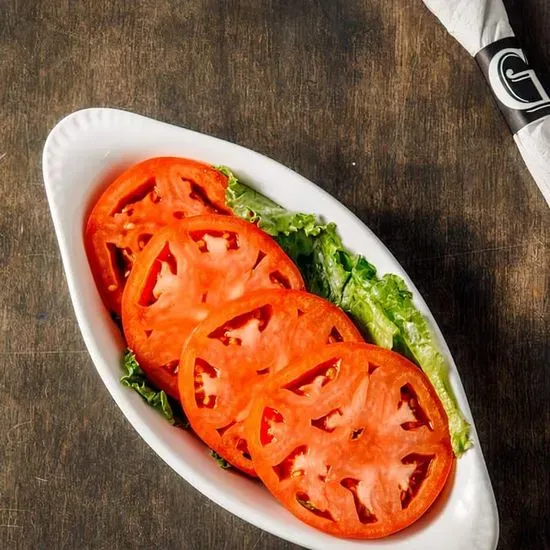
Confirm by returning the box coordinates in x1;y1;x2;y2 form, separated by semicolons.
370;275;473;455
220;165;325;238
120;349;189;428
308;225;353;302
306;227;398;349
341;259;399;349
275;229;317;266
209;450;232;469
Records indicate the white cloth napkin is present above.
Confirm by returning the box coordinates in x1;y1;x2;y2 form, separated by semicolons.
423;0;550;206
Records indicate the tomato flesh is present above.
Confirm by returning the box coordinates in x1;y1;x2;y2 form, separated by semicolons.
85;157;229;315
245;343;454;539
178;289;363;475
122;216;304;399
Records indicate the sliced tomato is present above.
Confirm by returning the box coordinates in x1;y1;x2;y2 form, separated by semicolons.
178;290;363;475
122;215;304;399
85;157;230;315
245;343;454;539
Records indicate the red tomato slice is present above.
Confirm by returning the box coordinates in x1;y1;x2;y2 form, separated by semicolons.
178;290;363;476
122;216;304;399
85;157;230;315
245;343;454;539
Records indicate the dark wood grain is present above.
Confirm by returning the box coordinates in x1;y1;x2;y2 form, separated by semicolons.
1;1;549;549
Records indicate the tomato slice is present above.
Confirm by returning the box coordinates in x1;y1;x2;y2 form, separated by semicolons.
122;216;304;399
178;289;363;476
245;343;454;539
85;157;230;315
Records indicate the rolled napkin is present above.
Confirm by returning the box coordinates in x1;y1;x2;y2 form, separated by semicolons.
423;0;550;206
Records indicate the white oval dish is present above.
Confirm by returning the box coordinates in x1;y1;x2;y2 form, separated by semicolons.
42;108;499;550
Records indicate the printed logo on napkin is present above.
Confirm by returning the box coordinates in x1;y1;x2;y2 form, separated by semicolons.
476;37;550;134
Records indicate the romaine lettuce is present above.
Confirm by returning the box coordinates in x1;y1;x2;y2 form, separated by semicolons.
121;349;189;428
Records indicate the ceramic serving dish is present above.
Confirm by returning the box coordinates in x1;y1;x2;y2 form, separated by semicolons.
42;107;499;550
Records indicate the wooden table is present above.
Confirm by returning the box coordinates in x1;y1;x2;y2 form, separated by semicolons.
1;1;548;549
